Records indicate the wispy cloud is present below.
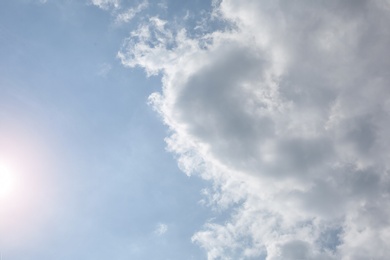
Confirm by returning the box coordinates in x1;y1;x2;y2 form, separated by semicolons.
90;0;120;11
90;0;148;25
97;63;112;77
119;0;390;259
154;223;168;236
115;0;148;24
157;1;167;11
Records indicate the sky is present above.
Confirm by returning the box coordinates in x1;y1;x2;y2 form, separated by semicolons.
2;0;390;259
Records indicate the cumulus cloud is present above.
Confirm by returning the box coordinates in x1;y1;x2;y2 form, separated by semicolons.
118;0;390;259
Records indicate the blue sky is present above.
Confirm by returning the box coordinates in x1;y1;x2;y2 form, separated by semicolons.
0;1;212;259
3;0;390;259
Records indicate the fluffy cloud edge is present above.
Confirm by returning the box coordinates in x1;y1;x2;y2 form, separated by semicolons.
117;0;390;259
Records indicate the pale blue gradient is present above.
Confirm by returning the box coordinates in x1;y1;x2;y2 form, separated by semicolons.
0;0;214;259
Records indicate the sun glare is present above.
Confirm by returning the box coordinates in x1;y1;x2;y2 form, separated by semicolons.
0;163;16;199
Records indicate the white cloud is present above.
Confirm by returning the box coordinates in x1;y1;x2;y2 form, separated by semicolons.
119;0;390;259
154;223;168;236
90;0;120;10
115;0;148;24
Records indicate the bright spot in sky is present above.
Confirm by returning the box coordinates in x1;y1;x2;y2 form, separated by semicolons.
0;163;16;200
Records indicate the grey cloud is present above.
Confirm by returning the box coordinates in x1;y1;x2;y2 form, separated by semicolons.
119;0;390;259
274;240;314;260
173;44;275;171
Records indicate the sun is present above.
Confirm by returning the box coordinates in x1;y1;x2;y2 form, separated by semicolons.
0;163;16;200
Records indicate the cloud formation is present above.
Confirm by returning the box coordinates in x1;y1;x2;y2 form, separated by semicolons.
90;0;120;10
119;0;390;259
154;223;168;236
115;0;148;24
